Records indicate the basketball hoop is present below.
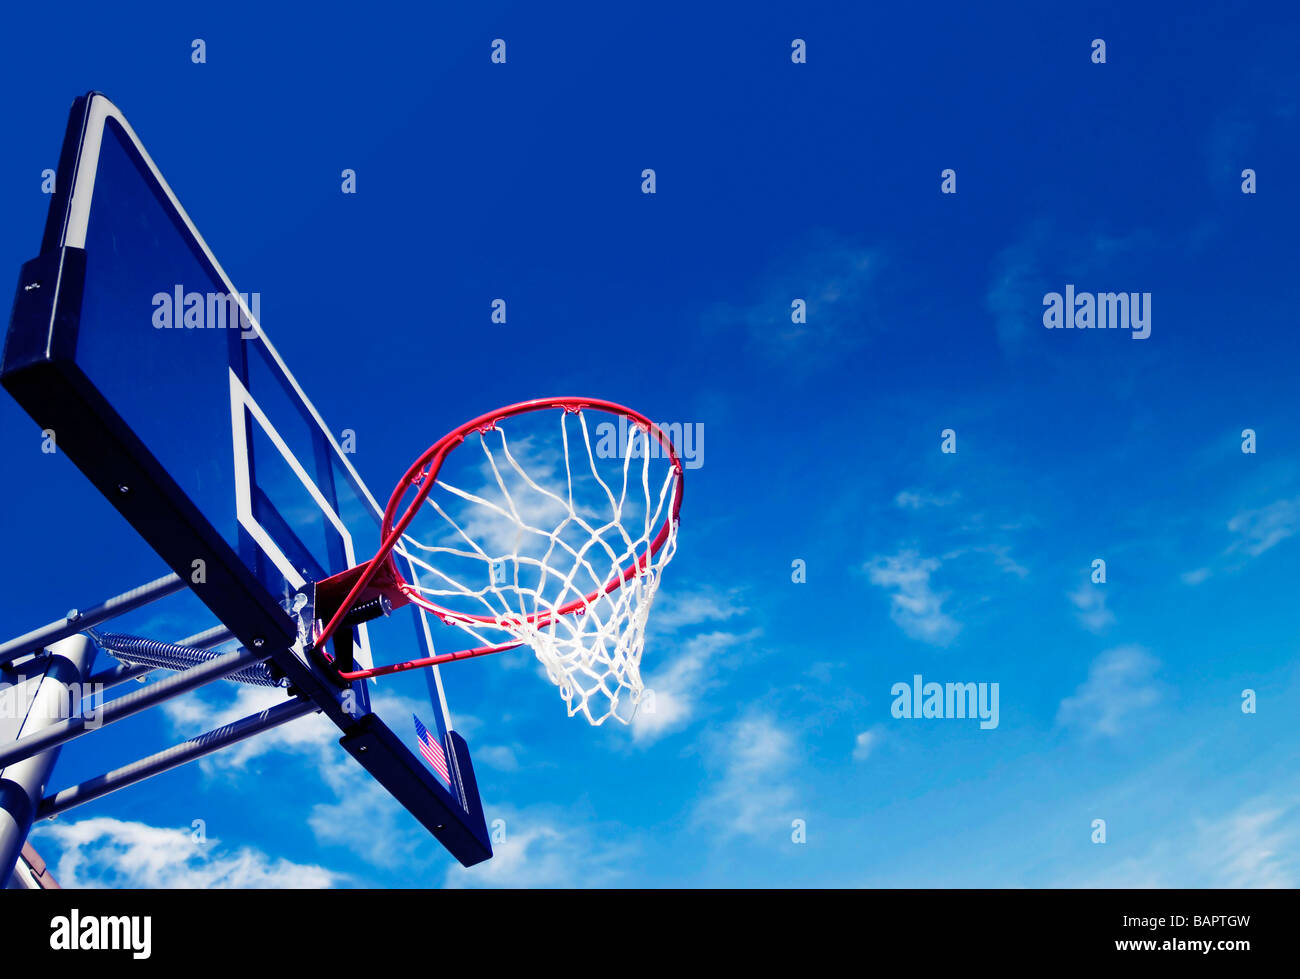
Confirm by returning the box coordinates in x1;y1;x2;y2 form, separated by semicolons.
312;397;684;725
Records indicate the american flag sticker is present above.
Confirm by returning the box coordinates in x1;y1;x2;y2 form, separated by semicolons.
413;714;452;787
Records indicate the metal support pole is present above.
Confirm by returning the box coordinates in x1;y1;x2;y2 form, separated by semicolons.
176;624;235;649
0;635;96;883
0;573;186;667
39;697;318;818
0;646;266;770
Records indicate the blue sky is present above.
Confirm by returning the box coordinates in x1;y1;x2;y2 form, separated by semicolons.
3;2;1300;886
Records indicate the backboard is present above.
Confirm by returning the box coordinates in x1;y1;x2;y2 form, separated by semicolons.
2;93;490;866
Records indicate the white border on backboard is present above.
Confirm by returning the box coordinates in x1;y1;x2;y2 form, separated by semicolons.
230;370;372;672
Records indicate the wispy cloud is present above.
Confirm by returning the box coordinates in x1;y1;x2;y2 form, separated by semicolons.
161;686;334;770
986;221;1155;354
987;222;1055;353
474;744;521;771
1181;495;1300;584
630;588;755;744
980;543;1029;578
895;489;960;510
160;686;442;875
865;550;960;646
307;754;440;874
1065;796;1300;888
632;628;758;745
1203;801;1300;887
703;231;882;367
1227;496;1300;558
694;712;797;840
1068;581;1115;633
853;726;884;762
439;431;572;559
443;804;633;888
37;817;342;888
1057;645;1161;738
649;588;747;635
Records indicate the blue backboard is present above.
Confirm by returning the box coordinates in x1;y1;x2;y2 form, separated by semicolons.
2;93;490;866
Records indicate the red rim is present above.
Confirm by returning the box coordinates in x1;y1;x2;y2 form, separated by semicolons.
315;397;684;651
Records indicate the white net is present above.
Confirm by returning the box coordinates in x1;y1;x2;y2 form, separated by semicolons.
394;409;681;725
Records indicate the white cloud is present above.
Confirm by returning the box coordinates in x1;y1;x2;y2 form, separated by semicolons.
161;685;334;770
475;744;521;771
632;628;758;745
441;431;572;559
987;222;1156;354
852;726;883;762
938;541;1029;580
703;231;882;366
865;550;960;646
649;588;747;634
1065;797;1300;888
693;712;797;840
1068;581;1115;633
1202;802;1299;887
895;489;960;510
979;543;1029;579
1175;497;1300;585
986;224;1052;352
621;587;755;744
161;686;442;874
1227;496;1300;557
804;661;840;684
443;805;633;888
163;686;433;774
306;688;473;874
1057;645;1161;738
37;817;341;888
307;758;434;873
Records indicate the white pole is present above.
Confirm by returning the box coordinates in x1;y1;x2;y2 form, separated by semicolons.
0;634;96;883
